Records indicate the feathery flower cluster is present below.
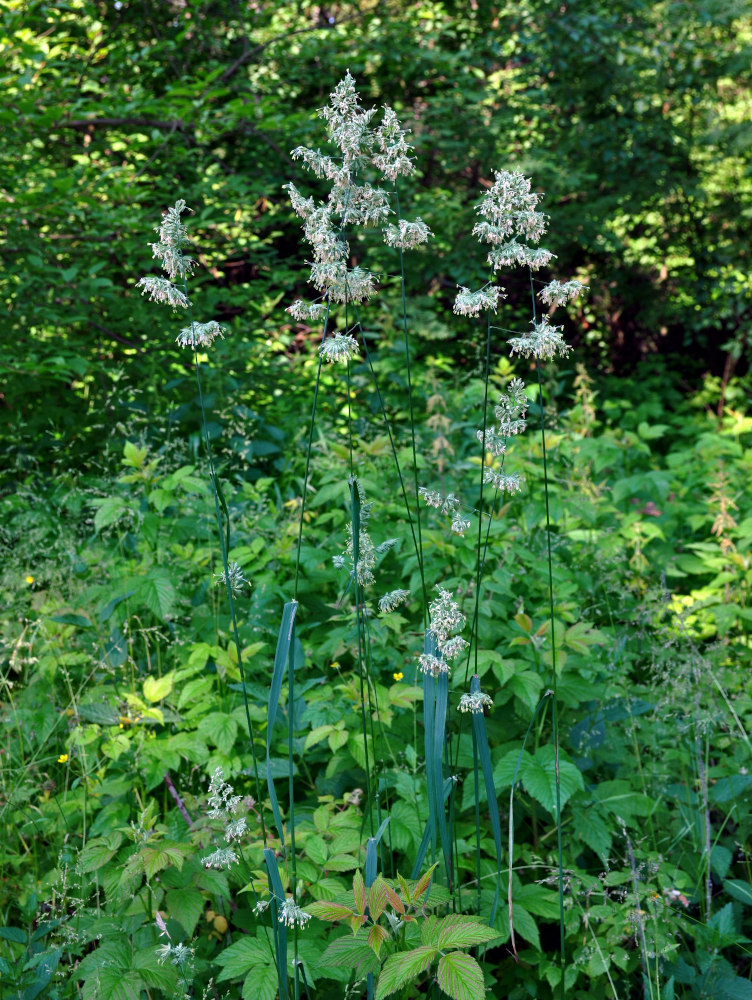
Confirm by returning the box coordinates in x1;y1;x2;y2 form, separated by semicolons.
478;377;529;496
286;299;328;322
177;320;226;350
538;278;587;308
136;276;190;310
378;589;411;613
473;171;551;272
287;72;429;312
156;941;194;967
201;767;246;870
279;897;313;929
384;217;432;250
418;587;467;677
453;284;504;317
137;199;228;349
215;561;249;595
207;767;241;817
458;689;494;714
319;331;360;364
418;488;472;535
332;479;397;588
149;199;195;280
508;317;572;361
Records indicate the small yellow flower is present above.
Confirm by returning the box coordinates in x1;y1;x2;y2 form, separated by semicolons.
25;575;34;585
393;671;404;682
330;662;340;670
57;753;69;764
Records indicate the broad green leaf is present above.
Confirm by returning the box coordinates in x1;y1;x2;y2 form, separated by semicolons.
242;964;278;1000
436;916;498;949
166;888;204;937
522;746;584;816
573;807;613;859
198;713;238;755
375;946;437;999
81;968;142;1000
304;724;334;750
0;926;26;943
306;901;355;922
368;923;389;956
143;672;174;703
135;569;176;620
215;936;271;981
436;951;485;1000
320;934;380;975
725;880;752;906
133;948;179;992
78;837;120;874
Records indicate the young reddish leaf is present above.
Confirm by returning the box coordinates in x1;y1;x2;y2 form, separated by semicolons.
367;923;389;957
353;870;367;915
413;862;439;903
397;871;413;905
349;913;368;934
306;900;355;923
383;884;405;915
368;875;389;921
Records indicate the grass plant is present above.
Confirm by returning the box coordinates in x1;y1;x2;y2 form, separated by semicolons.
0;74;750;1000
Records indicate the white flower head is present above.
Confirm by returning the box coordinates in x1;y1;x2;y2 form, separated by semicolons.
279;897;312;929
373;106;415;181
458;690;494;714
482;468;522;494
453;284;503;317
539;279;587;308
383;218;432;251
201;847;238;870
215;561;249;595
135;276;190;310
287;299;328;322
207;766;242;818
378;589;410;613
319;332;360;364
177;321;226;349
428;587;465;649
508;316;571;361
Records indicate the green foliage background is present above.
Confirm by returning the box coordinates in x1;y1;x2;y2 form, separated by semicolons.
1;3;752;999
2;0;751;475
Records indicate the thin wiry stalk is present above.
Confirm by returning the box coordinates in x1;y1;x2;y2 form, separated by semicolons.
185;299;268;843
394;184;427;619
351;305;426;605
293;307;330;602
529;270;565;982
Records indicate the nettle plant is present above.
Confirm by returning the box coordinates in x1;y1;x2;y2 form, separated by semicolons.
132;73;587;1000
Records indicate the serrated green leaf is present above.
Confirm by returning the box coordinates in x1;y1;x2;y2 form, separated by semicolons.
142;672;174;703
81;968;142;1000
306;900;355;923
320;934;381;975
436;951;485;1000
135;569;176;620
0;926;27;943
375;946;437;999
242;963;278;1000
166;888;204;937
198;713;238;755
78;838;120;874
133;948;178;993
522;746;584;816
436;916;498;949
215;936;271;980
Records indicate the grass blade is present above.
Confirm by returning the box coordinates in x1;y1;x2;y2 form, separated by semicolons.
267;601;299;848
